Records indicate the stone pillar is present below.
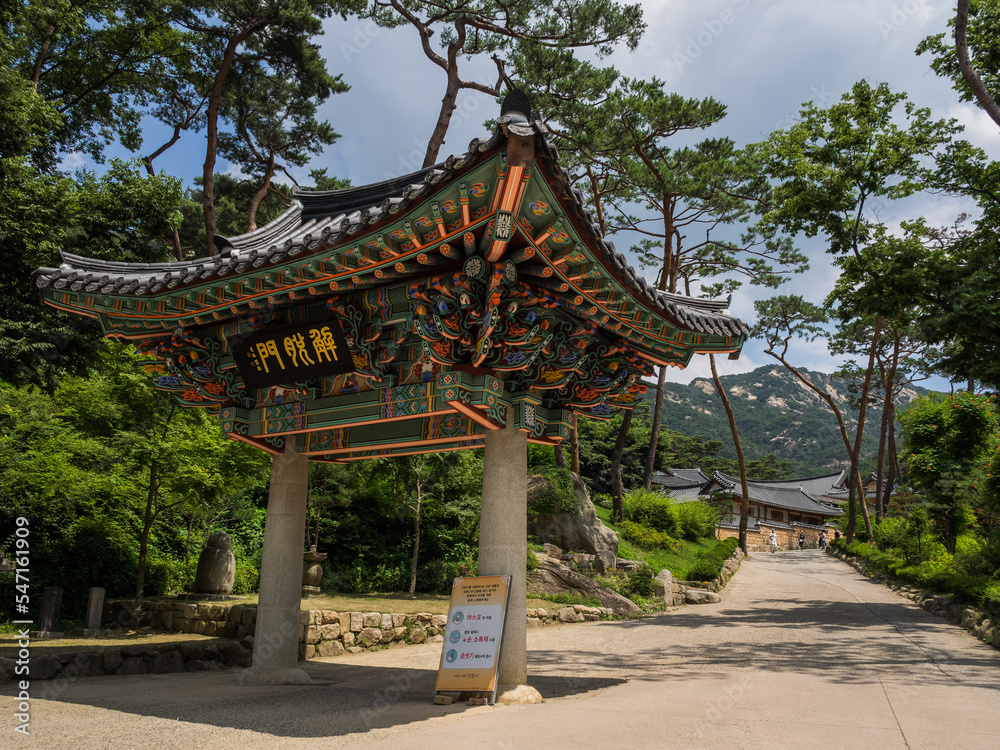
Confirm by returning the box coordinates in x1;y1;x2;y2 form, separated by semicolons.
74;587;106;636
33;587;64;638
479;416;540;703
241;444;310;684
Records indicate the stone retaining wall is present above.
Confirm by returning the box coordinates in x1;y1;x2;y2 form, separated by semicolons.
717;524;836;552
1;601;617;683
106;600;615;661
829;547;1000;650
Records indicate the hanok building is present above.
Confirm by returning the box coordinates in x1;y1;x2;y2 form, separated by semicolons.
653;468;846;551
34;93;749;692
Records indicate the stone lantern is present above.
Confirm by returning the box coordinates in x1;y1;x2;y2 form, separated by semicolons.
302;545;327;598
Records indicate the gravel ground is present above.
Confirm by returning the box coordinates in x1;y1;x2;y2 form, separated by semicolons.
4;550;999;749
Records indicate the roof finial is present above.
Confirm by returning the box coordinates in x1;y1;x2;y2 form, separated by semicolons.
500;89;532;120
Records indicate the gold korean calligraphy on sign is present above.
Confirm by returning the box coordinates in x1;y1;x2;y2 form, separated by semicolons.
231;318;354;389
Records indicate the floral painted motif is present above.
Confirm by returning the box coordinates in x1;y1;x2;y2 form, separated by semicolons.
529;200;549;215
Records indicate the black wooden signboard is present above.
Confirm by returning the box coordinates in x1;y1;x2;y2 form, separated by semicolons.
230;318;354;390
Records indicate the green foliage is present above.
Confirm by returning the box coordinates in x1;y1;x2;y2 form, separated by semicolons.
622;489;677;534
231;556;260;596
840;535;1000;609
672;500;720;541
618;520;680;553
687;537;739;582
901;392;998;553
526;549;539;571
528;466;577;516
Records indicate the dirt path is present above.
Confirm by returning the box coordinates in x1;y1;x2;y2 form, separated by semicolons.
5;551;999;749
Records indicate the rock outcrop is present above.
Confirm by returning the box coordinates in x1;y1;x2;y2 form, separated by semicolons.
527;554;640;615
527;473;618;556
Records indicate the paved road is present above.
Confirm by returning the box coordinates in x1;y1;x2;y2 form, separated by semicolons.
6;551;1000;749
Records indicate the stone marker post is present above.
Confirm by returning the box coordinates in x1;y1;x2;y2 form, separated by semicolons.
479;415;541;704
73;587;107;636
36;586;64;637
240;443;311;684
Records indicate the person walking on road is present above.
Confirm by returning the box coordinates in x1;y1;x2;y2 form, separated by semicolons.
797;531;805;550
769;529;778;553
819;530;827;550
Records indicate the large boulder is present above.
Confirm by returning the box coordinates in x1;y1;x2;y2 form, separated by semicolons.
527;473;618;556
527;554;640;615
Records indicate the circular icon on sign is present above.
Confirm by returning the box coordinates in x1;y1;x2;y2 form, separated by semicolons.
452;611;464;624
446;649;458;664
448;630;461;644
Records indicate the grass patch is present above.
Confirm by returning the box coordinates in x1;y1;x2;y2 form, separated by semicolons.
596;505;720;580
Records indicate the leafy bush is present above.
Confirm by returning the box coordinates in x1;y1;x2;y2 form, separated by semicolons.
593;492;613;509
618;520;680;552
527;549;539;571
415;558;477;594
624;564;656;598
687;537;739;582
622;489;678;534
872;517;907;551
231;556;260;595
672;500;719;540
529;467;578;516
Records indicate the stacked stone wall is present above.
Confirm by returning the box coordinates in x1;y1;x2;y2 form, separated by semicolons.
716;524;837;552
103;600;615;662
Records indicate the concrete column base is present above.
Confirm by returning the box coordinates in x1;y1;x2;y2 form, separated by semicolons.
479;415;529;688
496;684;543;704
237;666;311;685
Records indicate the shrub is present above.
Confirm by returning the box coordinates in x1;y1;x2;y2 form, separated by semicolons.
527;549;539;571
625;572;655;598
529;467;578;516
231;556;260;595
622;489;678;534
593;492;613;509
672;500;719;540
687;537;739;582
416;558;478;594
618;520;680;553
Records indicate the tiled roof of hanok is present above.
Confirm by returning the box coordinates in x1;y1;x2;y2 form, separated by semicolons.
34;115;749;347
650;469;712;501
729;471;847;497
709;471;843;517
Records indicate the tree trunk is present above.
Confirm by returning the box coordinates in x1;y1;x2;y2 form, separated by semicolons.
136;460;158;603
956;0;1000;128
554;441;567;469
883;399;899;515
247;154;276;232
203;30;253;255
570;425;580;474
423;65;460;168
711;354;751;552
848;319;881;541
874;392;890;525
643;366;667;489
764;351;859;540
409;501;420;595
610;410;633;522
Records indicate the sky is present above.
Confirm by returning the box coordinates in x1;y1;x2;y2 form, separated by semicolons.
121;0;998;390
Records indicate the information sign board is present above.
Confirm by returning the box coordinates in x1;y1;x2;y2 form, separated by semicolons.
435;575;511;702
230;318;353;390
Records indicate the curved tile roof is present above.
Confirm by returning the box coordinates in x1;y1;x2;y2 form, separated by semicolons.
710;471;843;517
35;115;748;342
